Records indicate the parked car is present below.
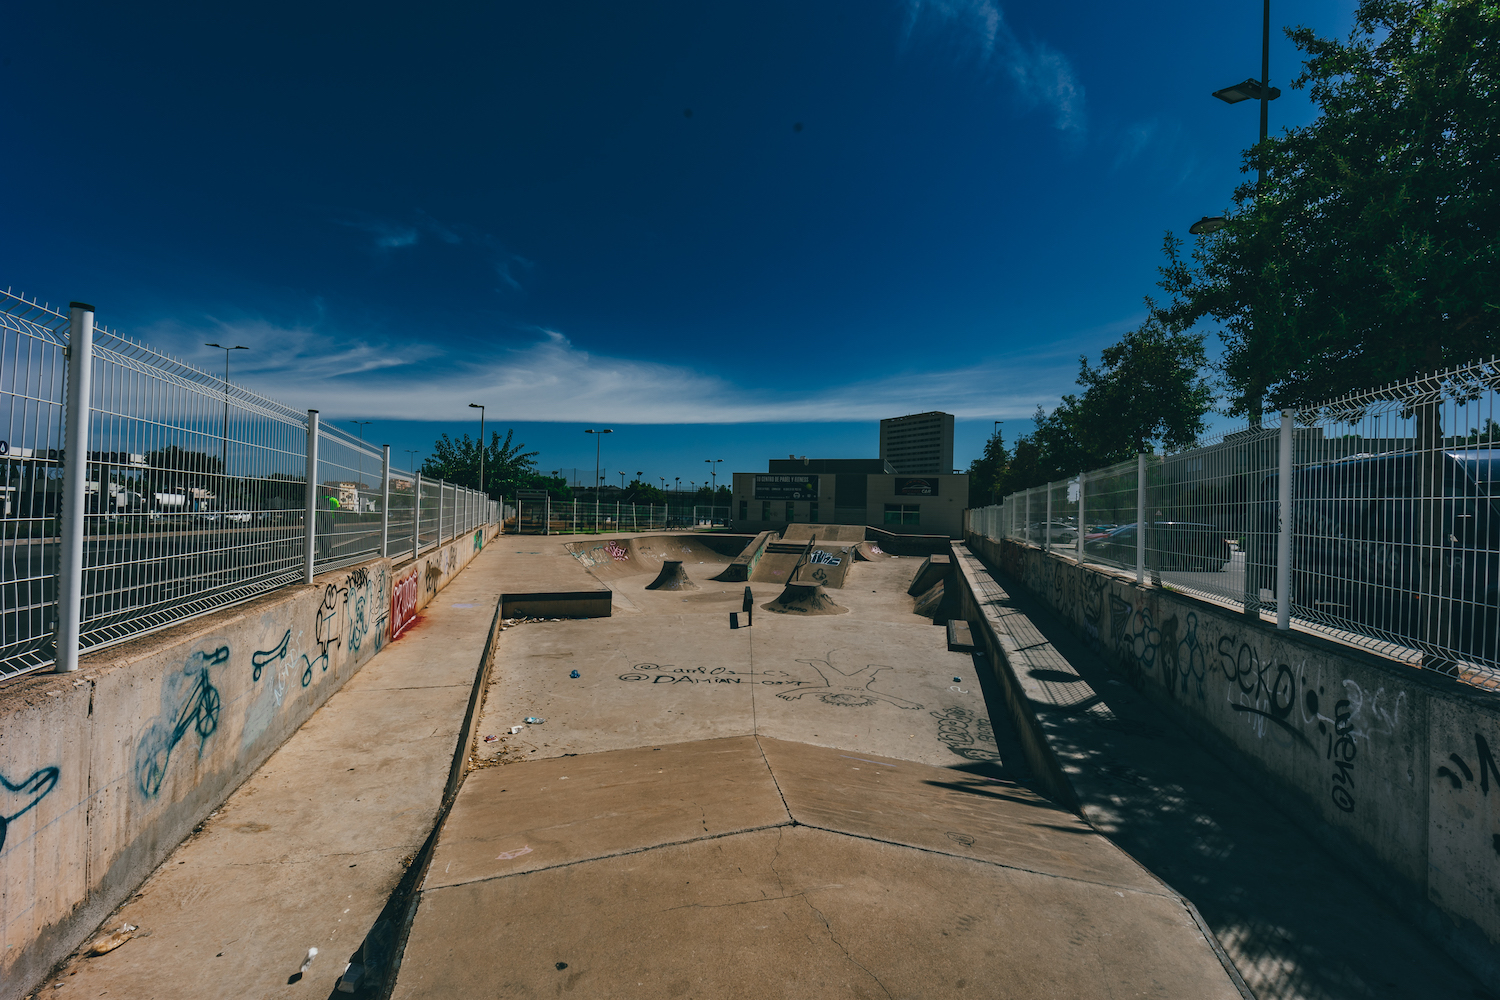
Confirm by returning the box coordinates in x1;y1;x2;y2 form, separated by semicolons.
1084;521;1231;571
1249;447;1499;665
1025;520;1079;544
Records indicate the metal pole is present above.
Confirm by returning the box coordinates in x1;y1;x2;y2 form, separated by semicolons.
1045;483;1053;554
1076;473;1085;562
1277;409;1293;630
1136;453;1147;585
380;445;391;558
304;410;319;584
1259;0;1270;191
413;472;422;560
54;302;95;672
438;479;445;544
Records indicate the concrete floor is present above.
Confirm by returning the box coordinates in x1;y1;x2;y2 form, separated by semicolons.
392;541;1246;998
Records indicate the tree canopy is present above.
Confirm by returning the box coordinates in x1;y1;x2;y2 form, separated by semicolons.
419;429;545;499
1175;0;1499;415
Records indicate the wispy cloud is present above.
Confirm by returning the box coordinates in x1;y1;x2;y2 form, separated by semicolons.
902;0;1085;134
145;315;1082;424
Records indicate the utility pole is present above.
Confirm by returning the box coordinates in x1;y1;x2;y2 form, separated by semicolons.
468;403;486;495
204;343;247;492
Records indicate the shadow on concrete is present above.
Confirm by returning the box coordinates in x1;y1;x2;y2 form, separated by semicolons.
989;576;1495;1000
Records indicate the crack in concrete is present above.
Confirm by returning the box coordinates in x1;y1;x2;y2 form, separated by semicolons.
803;895;894;999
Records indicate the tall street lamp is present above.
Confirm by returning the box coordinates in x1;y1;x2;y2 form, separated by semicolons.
1211;0;1280;192
585;428;612;531
1201;0;1280;426
619;471;625;489
468;403;486;496
204;343;248;491
705;458;723;493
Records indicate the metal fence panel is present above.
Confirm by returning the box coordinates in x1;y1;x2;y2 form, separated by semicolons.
973;357;1500;683
0;290;498;680
0;292;69;678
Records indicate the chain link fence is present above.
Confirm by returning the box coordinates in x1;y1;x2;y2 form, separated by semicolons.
1;290;497;681
508;499;732;534
967;357;1500;682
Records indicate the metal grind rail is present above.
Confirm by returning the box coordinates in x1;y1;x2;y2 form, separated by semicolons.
0;289;498;680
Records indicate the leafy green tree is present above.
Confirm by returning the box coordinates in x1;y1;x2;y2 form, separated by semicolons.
966;427;1010;506
1177;0;1499;415
420;428;541;500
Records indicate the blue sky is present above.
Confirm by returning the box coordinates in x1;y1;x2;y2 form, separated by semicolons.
2;0;1354;483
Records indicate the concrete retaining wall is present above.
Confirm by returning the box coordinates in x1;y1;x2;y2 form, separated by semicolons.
0;524;499;998
962;532;1500;989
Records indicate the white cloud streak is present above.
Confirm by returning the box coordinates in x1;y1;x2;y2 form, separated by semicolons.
902;0;1085;134
146;317;1078;425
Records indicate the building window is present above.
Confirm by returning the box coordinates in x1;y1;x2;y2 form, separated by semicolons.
739;500;748;521
762;500;771;521
884;503;920;526
809;502;819;523
785;501;796;522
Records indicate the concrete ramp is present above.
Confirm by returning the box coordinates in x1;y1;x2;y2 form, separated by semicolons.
713;529;776;582
395;740;1247;1000
566;534;750;583
781;523;865;542
793;542;856;588
854;540;888;560
907;552;952;596
762;581;849;615
644;559;696;591
750;537;813;584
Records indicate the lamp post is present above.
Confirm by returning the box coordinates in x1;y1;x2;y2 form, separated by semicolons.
468;403;485;496
204;343;247;488
584;428;612;532
705;458;722;493
619;471;625;489
1204;0;1279;426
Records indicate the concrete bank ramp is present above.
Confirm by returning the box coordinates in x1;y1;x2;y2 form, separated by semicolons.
749;536;813;584
565;534;750;584
781;523;866;543
394;739;1245;1000
793;542;856;588
853;539;889;560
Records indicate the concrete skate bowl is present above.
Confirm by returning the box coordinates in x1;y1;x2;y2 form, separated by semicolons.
565;534;752;587
645;560;697;591
761;582;849;616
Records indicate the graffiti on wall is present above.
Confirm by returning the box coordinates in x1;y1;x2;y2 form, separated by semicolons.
1;765;60;851
392;563;420;638
1436;731;1500;857
135;646;227;798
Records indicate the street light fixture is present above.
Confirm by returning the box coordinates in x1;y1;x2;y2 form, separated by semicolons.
1211;0;1279;191
204;343;248;489
584;429;612;532
705;458;723;493
1189;216;1228;235
468;404;486;496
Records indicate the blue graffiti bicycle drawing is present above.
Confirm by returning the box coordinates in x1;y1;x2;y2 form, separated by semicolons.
135;647;226;799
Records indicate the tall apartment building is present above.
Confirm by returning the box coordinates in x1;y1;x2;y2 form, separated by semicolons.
878;411;954;475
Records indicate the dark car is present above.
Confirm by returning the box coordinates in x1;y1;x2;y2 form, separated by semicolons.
1249;447;1499;666
1084;521;1231;571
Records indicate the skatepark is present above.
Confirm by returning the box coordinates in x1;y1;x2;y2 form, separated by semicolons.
20;528;1487;999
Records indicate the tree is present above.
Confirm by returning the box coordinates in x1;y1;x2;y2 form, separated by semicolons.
421;429;540;500
1178;0;1499;414
966;427;1010;506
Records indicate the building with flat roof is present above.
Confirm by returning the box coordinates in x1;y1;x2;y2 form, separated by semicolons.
732;456;967;538
879;411;954;475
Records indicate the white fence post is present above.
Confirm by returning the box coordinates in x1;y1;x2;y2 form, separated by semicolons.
413;473;422;559
53;302;94;672
1024;490;1031;545
304;410;319;584
1045;482;1053;553
380;445;391;558
1136;452;1146;585
438;480;445;544
1076;473;1085;562
1277;409;1293;630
